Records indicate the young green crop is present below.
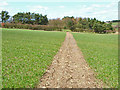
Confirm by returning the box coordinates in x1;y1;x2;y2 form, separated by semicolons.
72;33;118;88
112;22;118;26
2;28;65;88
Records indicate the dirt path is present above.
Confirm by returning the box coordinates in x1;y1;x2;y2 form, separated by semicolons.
37;32;105;88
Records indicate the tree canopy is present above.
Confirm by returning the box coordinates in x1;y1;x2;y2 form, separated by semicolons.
13;12;48;25
0;11;10;23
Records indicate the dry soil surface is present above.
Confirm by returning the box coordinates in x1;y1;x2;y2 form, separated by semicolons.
37;32;105;88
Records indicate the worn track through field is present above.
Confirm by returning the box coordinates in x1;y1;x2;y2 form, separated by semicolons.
37;32;104;88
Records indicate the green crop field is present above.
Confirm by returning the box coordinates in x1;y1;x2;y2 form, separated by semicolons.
112;22;118;31
72;33;118;88
112;22;118;26
62;29;71;32
2;28;65;88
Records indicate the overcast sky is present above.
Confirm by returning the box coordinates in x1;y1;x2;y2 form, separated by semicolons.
0;0;119;21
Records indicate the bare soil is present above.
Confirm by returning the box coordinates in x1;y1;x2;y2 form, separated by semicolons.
37;32;106;88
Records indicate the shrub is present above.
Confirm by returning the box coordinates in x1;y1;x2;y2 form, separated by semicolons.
71;28;83;32
70;26;75;31
1;23;5;27
64;26;67;29
2;23;62;31
105;30;116;33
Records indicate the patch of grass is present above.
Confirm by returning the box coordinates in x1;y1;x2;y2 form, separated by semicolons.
62;29;71;32
2;28;65;88
112;22;118;26
0;28;2;90
72;33;118;88
112;22;118;31
1;28;44;31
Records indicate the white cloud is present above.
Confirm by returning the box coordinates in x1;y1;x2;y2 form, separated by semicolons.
91;2;117;8
0;7;4;12
59;6;65;8
33;6;48;10
27;5;48;14
0;1;8;12
56;2;118;21
63;11;74;16
0;1;8;6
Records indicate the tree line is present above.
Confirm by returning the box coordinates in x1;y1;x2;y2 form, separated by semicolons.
0;11;115;33
0;11;48;25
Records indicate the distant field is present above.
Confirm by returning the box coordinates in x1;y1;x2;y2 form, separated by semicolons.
112;22;118;31
72;33;118;88
112;22;118;26
62;29;71;32
2;28;65;88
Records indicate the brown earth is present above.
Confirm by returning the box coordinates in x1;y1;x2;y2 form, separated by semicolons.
37;32;106;88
